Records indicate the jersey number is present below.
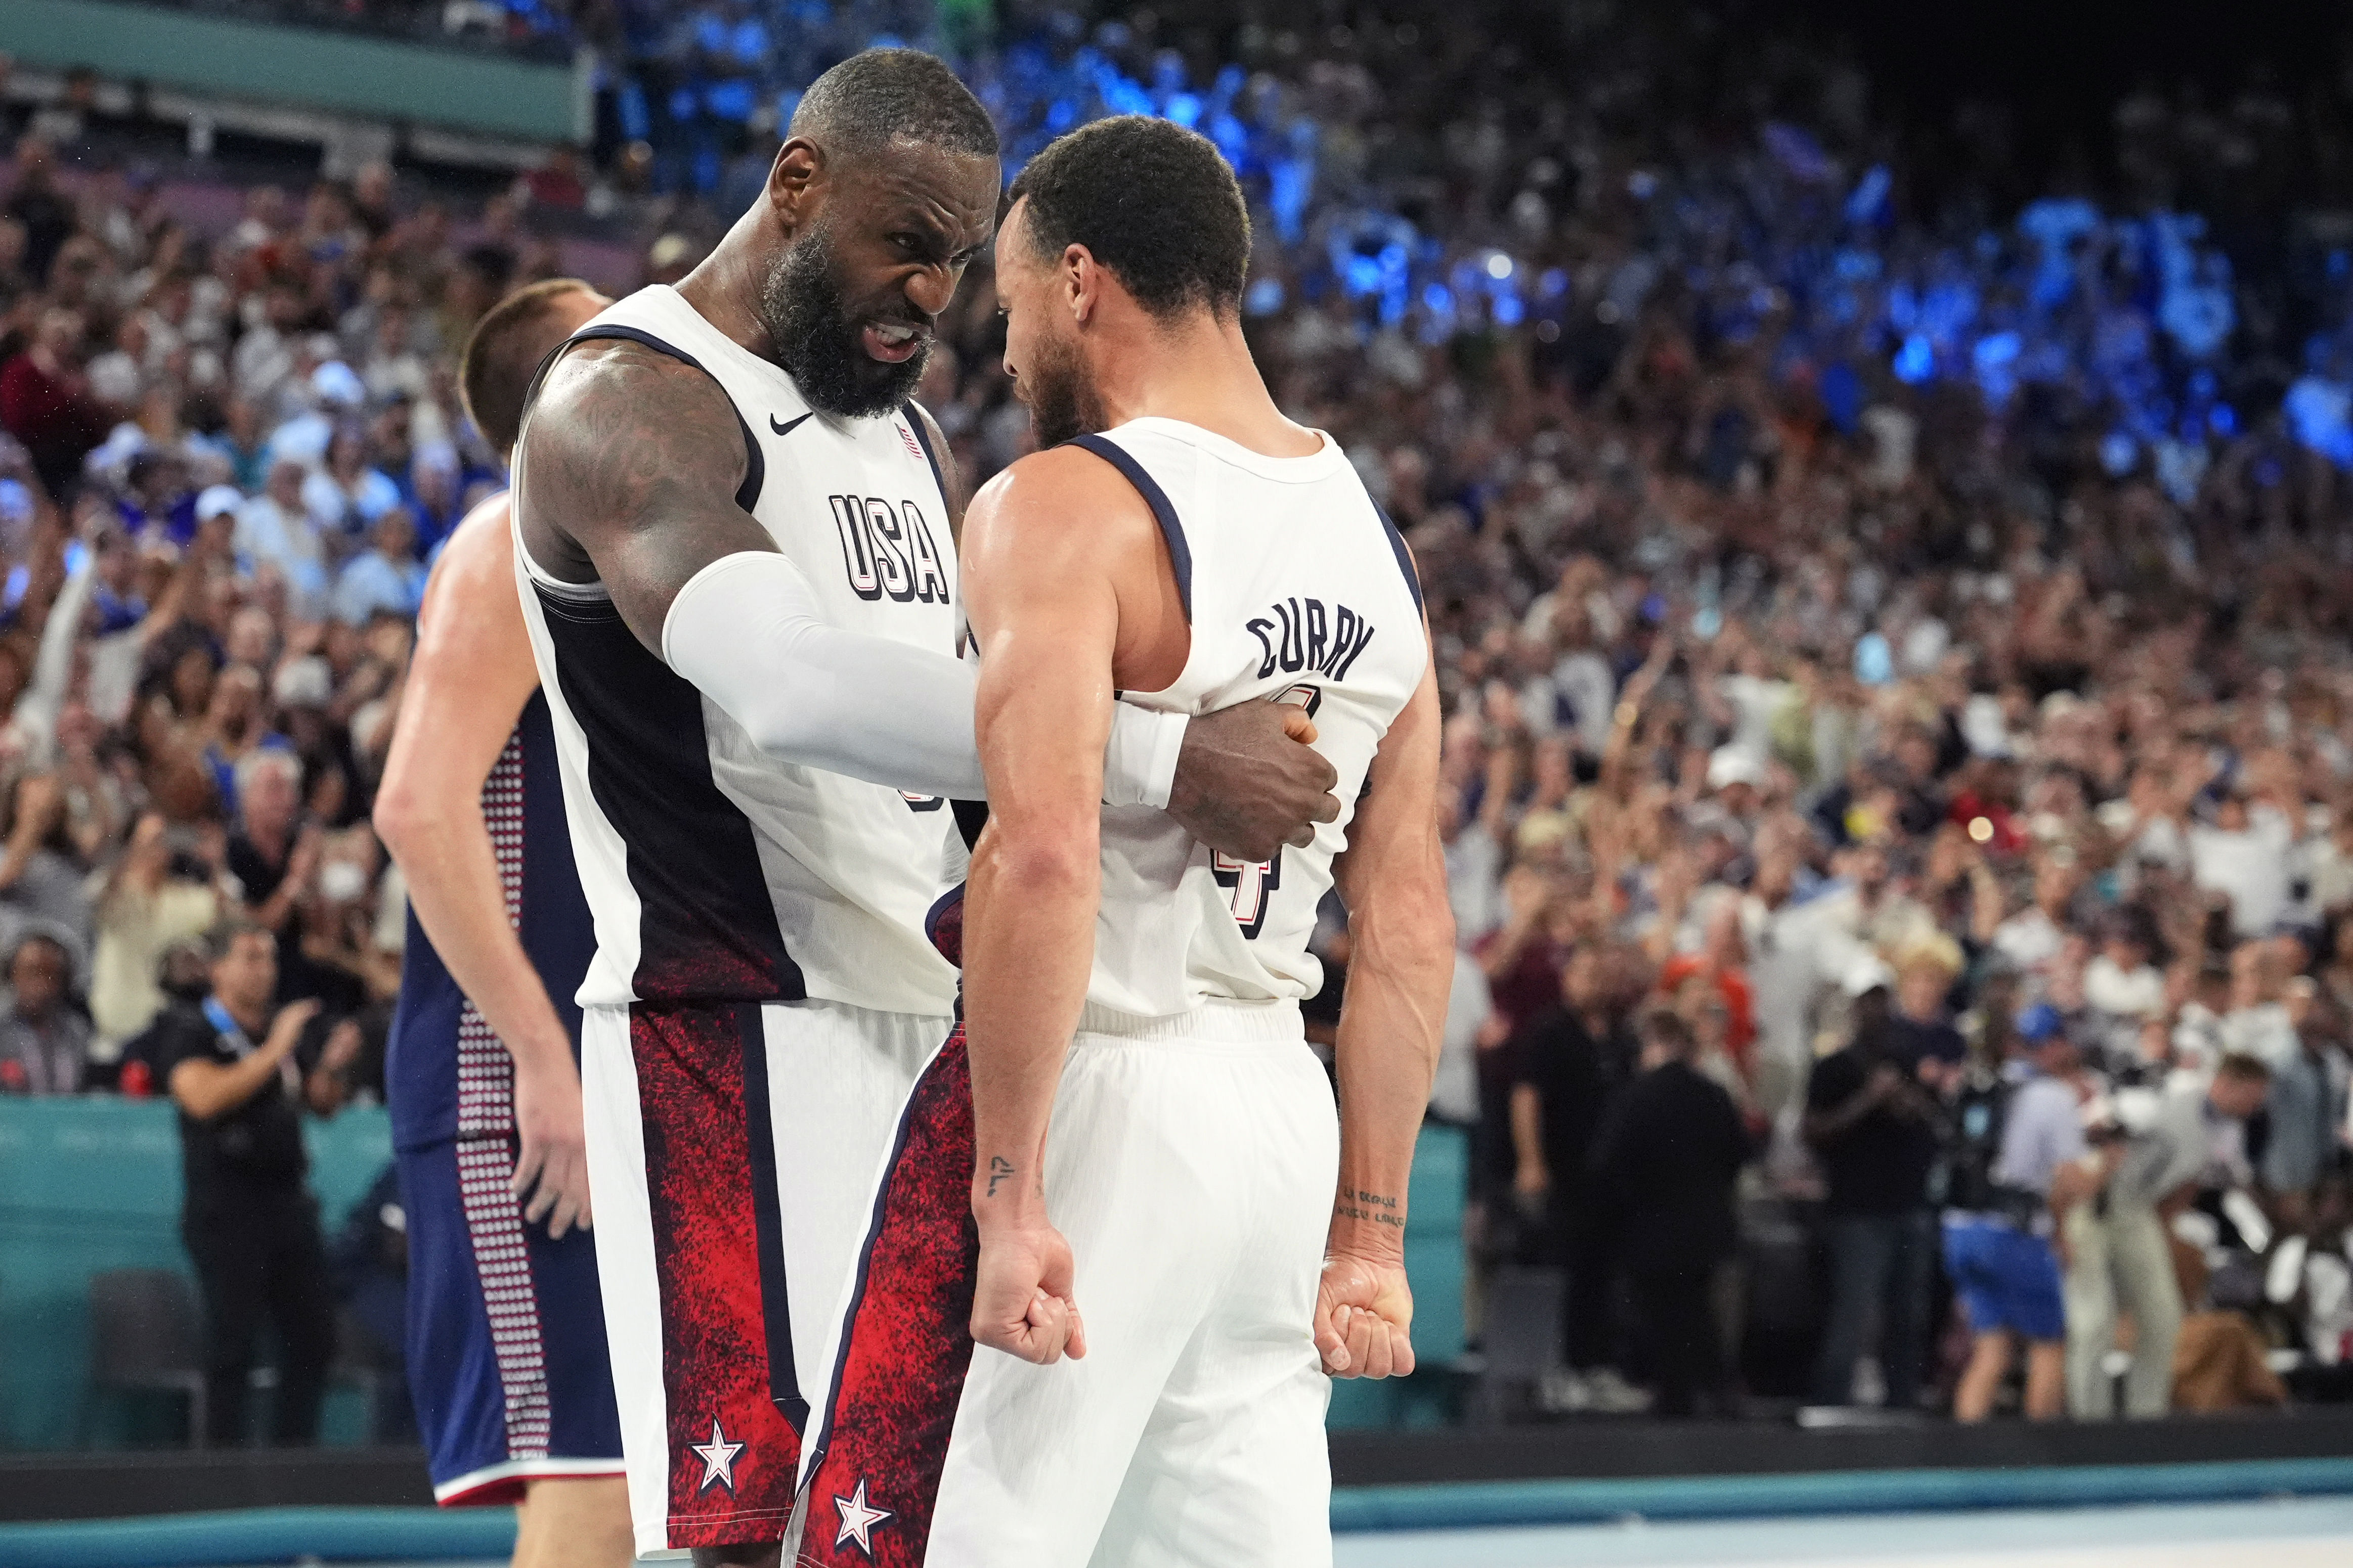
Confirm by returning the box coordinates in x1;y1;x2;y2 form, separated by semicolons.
1213;849;1281;939
1211;684;1321;941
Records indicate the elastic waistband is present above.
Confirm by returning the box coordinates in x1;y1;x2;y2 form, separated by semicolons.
1075;998;1304;1043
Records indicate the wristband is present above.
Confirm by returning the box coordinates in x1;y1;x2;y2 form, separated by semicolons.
1104;705;1186;810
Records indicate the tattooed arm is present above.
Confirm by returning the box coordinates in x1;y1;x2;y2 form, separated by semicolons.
514;344;1337;848
515;342;1001;793
1316;639;1453;1380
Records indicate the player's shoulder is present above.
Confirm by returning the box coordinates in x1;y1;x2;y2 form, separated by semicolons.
526;334;737;450
419;490;519;620
973;441;1157;522
433;490;514;579
966;442;1161;567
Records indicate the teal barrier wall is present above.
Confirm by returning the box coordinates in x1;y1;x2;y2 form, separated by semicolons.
0;1;587;143
1;1100;1466;1449
0;1098;392;1451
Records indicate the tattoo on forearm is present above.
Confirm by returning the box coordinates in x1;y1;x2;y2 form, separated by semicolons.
986;1155;1015;1198
1334;1189;1406;1229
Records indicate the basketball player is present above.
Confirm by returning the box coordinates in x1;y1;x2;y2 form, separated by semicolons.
794;116;1454;1567
505;53;1337;1566
377;279;631;1568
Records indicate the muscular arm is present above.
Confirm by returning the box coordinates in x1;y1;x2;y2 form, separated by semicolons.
956;453;1176;1363
1319;654;1453;1377
516;342;998;793
169;1002;317;1123
373;498;592;1236
516;347;1331;845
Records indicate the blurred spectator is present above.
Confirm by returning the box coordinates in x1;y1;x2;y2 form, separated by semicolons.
228;749;315;920
1588;1009;1753;1417
4;137;74;283
1943;1016;2086;1422
1508;944;1640;1406
0;771;94;966
2192;784;2296;940
90;814;224;1059
1;307;111;496
2061;1054;2273;1419
0;929;89;1093
235;460;331;613
331;510;426;626
1888;933;1967;1073
1804;982;1941;1409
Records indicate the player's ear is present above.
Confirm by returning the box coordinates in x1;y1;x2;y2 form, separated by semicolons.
768;139;822;227
1063;243;1095;324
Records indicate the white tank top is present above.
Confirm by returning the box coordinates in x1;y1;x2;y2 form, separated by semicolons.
510;285;963;1017
1072;417;1426;1023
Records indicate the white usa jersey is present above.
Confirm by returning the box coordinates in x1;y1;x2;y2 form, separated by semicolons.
510;285;963;1017
1077;417;1426;1019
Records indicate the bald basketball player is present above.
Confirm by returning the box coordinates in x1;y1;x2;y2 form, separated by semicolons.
377;278;630;1568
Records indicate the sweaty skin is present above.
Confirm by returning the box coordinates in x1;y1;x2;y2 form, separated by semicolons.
959;195;1452;1376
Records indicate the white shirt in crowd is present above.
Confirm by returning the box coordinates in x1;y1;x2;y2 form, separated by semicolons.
1553;647;1618;754
2190;804;2294;937
1430;951;1490;1125
1446;820;1503;949
1992;906;2065;974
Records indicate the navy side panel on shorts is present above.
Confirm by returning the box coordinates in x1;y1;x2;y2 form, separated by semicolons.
400;1139;624;1503
383;690;621;1502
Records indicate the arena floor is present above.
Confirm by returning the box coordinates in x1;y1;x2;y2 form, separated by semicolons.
1330;1497;2353;1567
285;1497;2353;1568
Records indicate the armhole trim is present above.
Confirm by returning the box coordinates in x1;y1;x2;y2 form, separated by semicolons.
1066;433;1192;622
1372;500;1423;614
902;401;950;508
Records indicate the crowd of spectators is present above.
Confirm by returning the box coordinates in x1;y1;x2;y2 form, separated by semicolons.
4;0;2353;1430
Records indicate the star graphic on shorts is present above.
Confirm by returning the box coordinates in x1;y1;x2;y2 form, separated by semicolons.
689;1418;744;1494
832;1479;894;1557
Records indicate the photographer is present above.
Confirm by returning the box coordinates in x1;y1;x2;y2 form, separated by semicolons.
1944;1011;2086;1422
153;920;347;1445
2060;1053;2273;1419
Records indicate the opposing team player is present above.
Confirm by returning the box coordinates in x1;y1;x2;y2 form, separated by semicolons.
505;53;1337;1567
796;116;1454;1567
377;279;630;1567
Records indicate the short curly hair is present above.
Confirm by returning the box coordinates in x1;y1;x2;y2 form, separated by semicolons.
1007;116;1250;323
789;48;998;162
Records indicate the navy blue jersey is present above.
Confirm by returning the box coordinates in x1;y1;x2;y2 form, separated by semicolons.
386;691;596;1151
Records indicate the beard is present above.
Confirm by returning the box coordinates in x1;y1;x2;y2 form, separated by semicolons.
757;219;931;420
1019;325;1108;449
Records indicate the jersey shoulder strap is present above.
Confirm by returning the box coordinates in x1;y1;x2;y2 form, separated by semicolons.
1064;432;1192;622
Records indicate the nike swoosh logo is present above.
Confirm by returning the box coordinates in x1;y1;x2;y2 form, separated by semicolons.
770;412;814;436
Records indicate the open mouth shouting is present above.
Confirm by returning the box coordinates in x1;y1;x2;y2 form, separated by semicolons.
862;319;928;363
